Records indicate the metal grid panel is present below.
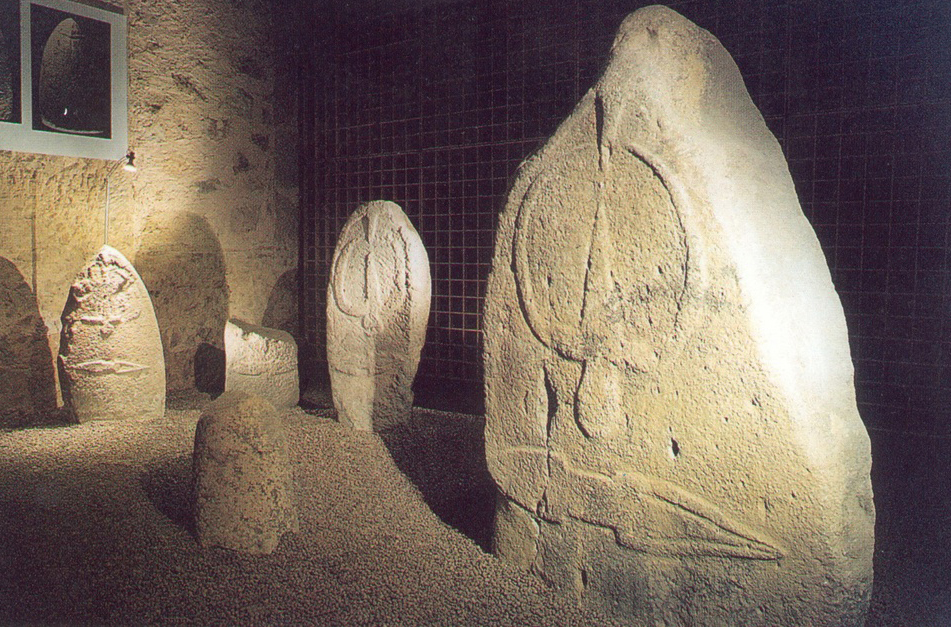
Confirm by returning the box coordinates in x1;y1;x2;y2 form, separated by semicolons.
306;0;951;431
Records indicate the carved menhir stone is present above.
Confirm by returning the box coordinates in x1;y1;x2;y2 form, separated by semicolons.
224;318;299;409
192;391;299;554
327;200;431;431
484;7;873;627
58;245;165;423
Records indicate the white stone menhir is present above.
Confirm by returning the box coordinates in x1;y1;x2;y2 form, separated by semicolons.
483;6;874;626
192;391;299;554
327;200;431;431
225;318;299;409
58;245;166;423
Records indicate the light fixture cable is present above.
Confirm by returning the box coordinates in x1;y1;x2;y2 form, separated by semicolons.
103;150;136;247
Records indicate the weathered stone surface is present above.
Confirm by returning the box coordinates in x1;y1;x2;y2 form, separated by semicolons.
192;391;298;554
58;246;165;423
327;200;431;431
484;7;873;627
0;257;56;427
225;318;299;408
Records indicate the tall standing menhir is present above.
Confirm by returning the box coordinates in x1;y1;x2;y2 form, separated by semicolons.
483;6;874;626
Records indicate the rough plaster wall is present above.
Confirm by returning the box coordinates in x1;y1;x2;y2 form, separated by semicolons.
0;0;298;403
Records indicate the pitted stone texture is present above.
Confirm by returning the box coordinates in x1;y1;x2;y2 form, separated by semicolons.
224;319;299;408
192;391;299;554
327;200;431;432
58;246;166;423
484;7;873;627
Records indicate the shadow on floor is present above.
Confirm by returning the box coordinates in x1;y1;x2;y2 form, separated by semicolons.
380;409;497;552
140;454;195;537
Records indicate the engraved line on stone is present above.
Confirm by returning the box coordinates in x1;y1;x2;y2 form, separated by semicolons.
512;174;565;356
494;446;551;515
397;227;412;295
543;365;558;446
578;188;606;332
231;367;297;377
514;151;686;357
332;238;370;319
553;456;783;561
641;482;784;560
363;246;379;332
519;145;691;440
623;142;694;301
68;359;149;375
78;311;141;337
595;93;608;172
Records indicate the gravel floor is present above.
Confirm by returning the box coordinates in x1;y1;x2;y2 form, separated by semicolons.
0;403;629;626
0;399;945;626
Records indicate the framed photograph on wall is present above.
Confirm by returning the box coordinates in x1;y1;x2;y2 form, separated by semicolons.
0;0;127;160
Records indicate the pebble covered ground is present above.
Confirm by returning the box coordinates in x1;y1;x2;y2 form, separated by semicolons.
0;400;944;626
0;404;632;626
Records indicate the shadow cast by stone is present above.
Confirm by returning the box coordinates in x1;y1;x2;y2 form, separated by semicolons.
380;409;495;552
194;342;225;397
136;213;229;395
262;267;297;339
140;454;195;537
0;256;57;428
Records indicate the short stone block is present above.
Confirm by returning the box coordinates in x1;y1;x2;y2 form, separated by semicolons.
224;319;299;409
192;391;299;554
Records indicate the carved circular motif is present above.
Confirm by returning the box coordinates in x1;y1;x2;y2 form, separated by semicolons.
513;148;688;372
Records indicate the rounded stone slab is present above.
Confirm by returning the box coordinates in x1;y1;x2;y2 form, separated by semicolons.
224;318;299;409
483;6;873;627
327;200;431;432
58;245;166;423
192;391;299;555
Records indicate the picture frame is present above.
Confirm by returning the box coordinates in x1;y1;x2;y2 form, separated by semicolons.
0;0;127;160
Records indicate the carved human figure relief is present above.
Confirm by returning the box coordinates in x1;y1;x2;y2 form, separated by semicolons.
327;200;431;431
484;7;873;626
59;245;166;422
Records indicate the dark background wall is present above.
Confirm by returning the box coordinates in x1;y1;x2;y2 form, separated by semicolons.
300;0;951;441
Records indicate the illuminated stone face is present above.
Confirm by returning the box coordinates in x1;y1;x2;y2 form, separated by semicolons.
484;6;873;626
224;319;298;409
58;245;165;423
327;200;431;431
192;391;298;555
